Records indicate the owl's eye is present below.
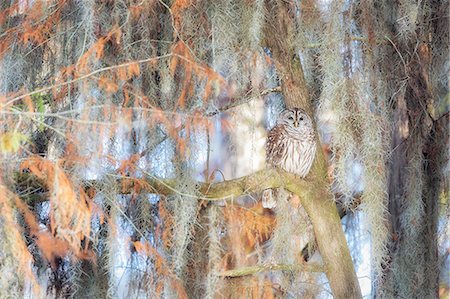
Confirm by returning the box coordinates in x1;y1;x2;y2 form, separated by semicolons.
288;116;294;120
299;117;304;121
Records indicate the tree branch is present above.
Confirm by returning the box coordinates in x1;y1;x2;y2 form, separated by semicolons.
15;168;311;205
134;168;288;200
206;86;282;117
218;262;325;278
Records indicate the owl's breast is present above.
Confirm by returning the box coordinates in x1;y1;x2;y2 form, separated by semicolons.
266;125;317;177
282;137;316;177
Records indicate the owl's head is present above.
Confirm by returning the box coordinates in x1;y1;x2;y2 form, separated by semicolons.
277;108;313;133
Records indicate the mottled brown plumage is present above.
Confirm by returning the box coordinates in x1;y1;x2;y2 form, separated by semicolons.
263;108;317;208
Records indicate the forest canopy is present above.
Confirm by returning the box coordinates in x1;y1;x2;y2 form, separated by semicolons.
0;0;448;298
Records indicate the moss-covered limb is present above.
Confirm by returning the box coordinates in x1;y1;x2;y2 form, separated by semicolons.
14;169;310;204
119;168;298;200
218;262;325;278
200;169;311;200
263;2;362;298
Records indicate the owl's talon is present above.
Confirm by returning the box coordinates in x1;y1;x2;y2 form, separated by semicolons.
262;189;277;209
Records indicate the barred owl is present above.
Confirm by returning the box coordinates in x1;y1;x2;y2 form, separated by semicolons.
262;108;317;209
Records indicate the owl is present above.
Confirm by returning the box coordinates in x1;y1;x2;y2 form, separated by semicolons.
262;108;317;209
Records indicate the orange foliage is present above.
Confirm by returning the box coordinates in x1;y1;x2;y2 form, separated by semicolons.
23;95;34;112
98;76;119;94
0;1;69;59
118;154;142;176
98;62;141;93
34;232;73;266
76;25;122;76
0;2;265;294
22;1;68;44
129;5;144;19
147;106;217;156
222;204;275;272
133;241;188;299
157;200;174;250
20;156;99;262
117;152;153;200
170;41;226;108
128;62;140;77
0;177;94;293
217;204;280;297
171;0;193;33
224;205;275;250
0;3;18;26
220;117;234;131
0;184;39;292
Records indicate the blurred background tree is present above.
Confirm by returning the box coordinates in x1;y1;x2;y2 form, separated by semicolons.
0;0;448;298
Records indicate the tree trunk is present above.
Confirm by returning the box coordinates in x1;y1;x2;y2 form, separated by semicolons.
264;2;362;298
382;1;448;296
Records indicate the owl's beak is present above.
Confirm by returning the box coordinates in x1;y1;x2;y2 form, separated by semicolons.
294;121;299;127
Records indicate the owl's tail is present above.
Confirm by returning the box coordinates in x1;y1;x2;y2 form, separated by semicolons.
262;189;277;209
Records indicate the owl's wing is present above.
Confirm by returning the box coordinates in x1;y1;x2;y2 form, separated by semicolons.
266;125;287;167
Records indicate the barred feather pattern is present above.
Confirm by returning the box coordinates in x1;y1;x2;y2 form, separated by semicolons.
263;108;316;208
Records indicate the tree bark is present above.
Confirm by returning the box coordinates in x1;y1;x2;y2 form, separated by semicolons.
263;2;362;298
381;1;448;297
